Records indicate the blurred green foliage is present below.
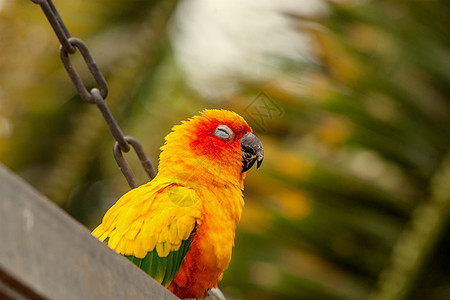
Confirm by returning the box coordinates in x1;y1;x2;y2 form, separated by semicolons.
0;0;449;299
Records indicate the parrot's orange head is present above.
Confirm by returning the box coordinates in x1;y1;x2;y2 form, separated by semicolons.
159;109;264;184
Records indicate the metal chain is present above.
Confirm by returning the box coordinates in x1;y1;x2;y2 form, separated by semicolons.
31;0;157;189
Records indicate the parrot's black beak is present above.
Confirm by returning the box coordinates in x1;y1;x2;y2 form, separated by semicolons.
241;132;264;172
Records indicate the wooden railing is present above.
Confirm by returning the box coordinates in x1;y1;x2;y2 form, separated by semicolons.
0;164;178;300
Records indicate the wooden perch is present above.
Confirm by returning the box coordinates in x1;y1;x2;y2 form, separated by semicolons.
0;163;178;300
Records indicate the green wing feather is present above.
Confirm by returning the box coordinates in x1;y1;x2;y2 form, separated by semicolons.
121;227;195;287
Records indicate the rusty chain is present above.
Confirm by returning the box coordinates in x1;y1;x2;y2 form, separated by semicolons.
31;0;157;188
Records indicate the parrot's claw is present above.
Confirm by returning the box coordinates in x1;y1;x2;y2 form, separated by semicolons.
206;288;227;300
183;287;227;300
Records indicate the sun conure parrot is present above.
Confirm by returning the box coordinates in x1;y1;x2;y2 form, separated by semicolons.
92;109;264;299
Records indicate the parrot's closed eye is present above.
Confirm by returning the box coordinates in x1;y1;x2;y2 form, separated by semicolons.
214;125;234;141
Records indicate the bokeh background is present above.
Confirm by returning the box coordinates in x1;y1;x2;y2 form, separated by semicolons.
1;0;450;299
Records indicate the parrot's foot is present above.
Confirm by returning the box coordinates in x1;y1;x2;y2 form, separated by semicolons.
206;288;227;300
183;287;227;300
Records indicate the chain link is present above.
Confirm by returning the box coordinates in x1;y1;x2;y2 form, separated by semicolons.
59;38;108;103
35;0;76;54
114;137;158;189
31;0;157;188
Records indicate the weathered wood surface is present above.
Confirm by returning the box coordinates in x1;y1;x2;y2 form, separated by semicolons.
0;164;178;300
